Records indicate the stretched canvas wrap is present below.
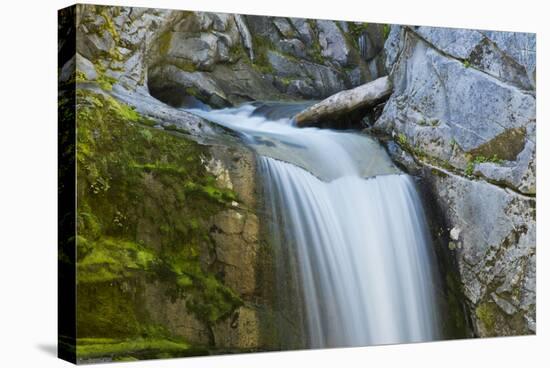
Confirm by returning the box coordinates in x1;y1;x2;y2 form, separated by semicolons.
58;3;536;364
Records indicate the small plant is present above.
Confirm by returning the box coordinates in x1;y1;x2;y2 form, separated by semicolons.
90;176;110;194
463;59;471;68
383;24;391;40
465;161;475;176
465;154;503;177
473;154;503;165
397;133;407;146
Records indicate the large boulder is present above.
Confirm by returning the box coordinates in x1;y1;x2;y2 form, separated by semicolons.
376;25;536;336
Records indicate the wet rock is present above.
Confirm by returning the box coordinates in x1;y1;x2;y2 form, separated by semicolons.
212;306;262;349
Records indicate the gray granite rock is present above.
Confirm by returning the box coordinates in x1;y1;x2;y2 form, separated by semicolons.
377;25;536;337
317;20;352;66
289;18;314;46
412;26;534;90
376;32;535;194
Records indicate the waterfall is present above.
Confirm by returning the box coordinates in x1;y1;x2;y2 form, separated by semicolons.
188;103;441;348
358;33;369;60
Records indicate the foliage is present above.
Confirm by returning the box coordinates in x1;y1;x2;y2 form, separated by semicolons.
465;154;503;176
250;34;275;74
397;132;408;146
348;22;370;40
475;302;497;334
93;62;118;91
306;20;325;64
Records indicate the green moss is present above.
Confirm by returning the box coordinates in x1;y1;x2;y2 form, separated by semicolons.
348;22;370;40
75;89;243;358
130;162;186;176
465;154;503;177
98;9;119;44
251;34;275;74
75;70;88;83
468;127;526;162
276;76;295;87
158;31;173;56
383;24;391;40
397;133;407;146
91;8;124;63
476;302;497;335
465;161;475;176
229;43;247;62
77;237;155;283
417;118;440;127
306;20;325;64
172;59;198;73
184;180;238;204
443;273;469;338
93;62;119;91
185;86;201;97
463;59;471;68
77;337;191;361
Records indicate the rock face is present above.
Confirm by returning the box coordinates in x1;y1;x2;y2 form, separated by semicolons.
71;5;388;108
375;25;536;336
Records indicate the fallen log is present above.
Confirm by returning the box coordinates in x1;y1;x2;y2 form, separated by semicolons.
294;76;393;127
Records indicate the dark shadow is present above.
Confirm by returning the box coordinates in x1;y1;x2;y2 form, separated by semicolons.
36;344;57;357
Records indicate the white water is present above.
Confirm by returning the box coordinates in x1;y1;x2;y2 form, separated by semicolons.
188;104;440;348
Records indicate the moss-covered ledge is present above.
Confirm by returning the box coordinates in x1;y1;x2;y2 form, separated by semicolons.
73;89;247;361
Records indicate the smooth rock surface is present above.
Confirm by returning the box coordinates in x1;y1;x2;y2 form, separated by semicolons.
377;25;536;337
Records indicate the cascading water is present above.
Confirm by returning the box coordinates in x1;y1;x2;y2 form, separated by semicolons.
187;103;441;348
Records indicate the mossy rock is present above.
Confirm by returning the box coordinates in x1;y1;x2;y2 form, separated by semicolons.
73;89;243;359
475;300;530;337
468;127;526;162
